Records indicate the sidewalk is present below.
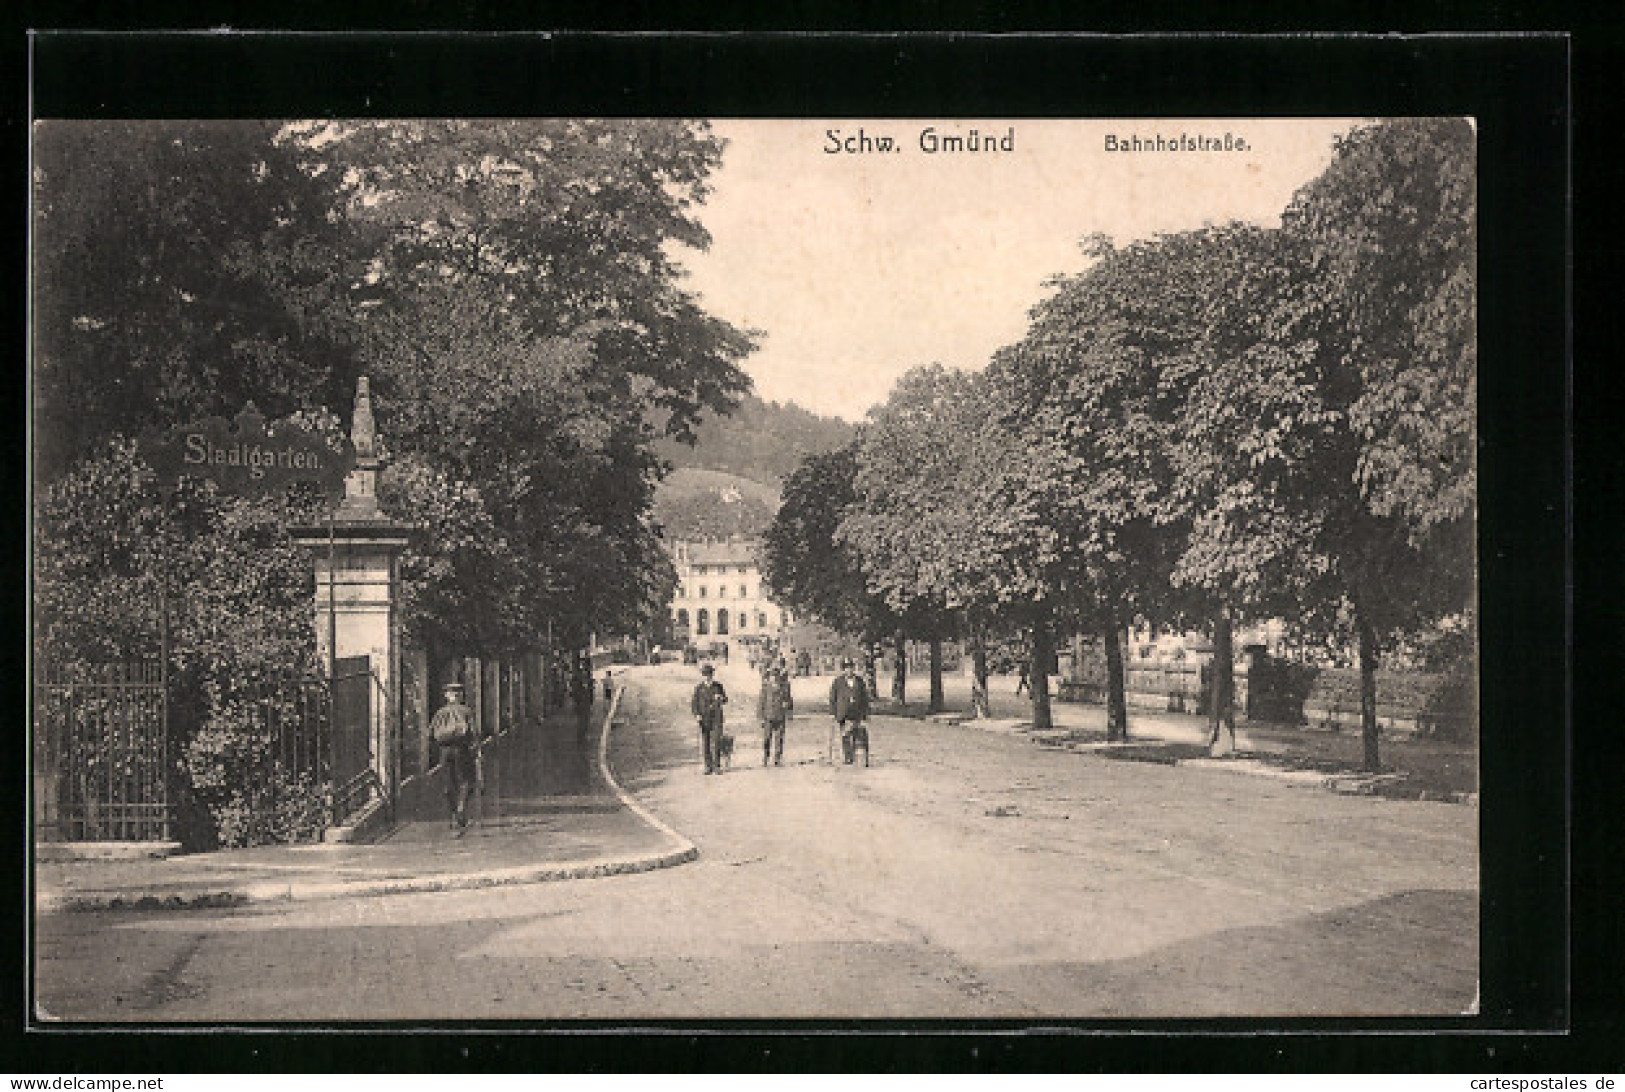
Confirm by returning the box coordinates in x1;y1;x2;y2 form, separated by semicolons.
833;672;1478;804
35;687;696;914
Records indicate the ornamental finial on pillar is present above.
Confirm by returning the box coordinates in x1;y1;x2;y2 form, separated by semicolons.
352;376;377;462
337;375;383;519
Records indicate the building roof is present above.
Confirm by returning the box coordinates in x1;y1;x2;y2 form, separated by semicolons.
676;539;760;566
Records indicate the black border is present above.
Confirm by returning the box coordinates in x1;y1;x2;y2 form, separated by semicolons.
13;28;1582;1073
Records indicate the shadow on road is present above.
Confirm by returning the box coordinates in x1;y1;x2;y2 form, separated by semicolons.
38;884;1477;1021
992;887;1478;1018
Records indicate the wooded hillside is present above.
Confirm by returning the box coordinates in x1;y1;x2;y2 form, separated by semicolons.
656;394;854;488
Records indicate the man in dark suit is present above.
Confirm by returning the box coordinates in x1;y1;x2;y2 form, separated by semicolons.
828;657;871;766
691;664;729;775
757;661;794;766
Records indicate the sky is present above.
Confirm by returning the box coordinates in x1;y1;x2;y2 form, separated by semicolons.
676;118;1361;422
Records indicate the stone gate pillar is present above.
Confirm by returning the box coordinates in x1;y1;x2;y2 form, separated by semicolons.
291;377;412;805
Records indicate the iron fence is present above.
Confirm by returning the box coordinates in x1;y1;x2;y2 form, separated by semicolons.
34;661;170;842
226;675;333;847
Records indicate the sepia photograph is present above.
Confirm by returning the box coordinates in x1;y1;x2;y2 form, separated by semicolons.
29;112;1483;1024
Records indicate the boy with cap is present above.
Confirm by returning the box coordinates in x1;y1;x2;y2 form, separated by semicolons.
430;681;478;832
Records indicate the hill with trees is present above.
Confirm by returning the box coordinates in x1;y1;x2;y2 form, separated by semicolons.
652;466;780;541
655;393;854;489
651;393;855;541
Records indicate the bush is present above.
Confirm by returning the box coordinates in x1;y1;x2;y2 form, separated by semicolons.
36;440;334;849
182;697;330;849
1247;657;1320;722
209;769;328;849
1422;671;1478;742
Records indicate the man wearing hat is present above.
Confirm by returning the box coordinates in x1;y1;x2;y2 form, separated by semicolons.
757;659;794;767
430;681;478;832
828;657;871;766
690;664;730;775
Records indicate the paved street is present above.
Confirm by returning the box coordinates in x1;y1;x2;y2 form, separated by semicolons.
35;662;1477;1021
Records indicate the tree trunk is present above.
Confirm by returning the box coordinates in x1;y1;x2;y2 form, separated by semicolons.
863;642;879;696
970;626;991;719
1208;607;1237;755
1030;618;1054;733
891;630;907;705
1103;610;1128;742
928;636;945;713
1358;609;1381;772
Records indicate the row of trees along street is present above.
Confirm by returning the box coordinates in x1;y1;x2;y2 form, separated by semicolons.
32;120;754;846
763;118;1476;772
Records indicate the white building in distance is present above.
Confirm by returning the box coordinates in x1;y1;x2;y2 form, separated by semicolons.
668;538;793;658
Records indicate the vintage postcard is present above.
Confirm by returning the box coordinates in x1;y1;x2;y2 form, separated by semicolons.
31;113;1483;1027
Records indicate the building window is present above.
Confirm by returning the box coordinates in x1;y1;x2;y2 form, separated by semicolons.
739;584;747;598
779;610;788;627
717;610;730;635
719;585;728;598
676;609;689;629
696;609;710;636
757;611;768;628
698;586;707;598
738;611;748;630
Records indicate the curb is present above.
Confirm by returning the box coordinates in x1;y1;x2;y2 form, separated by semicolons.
38;680;699;915
594;682;700;861
37;843;700;915
35;841;181;863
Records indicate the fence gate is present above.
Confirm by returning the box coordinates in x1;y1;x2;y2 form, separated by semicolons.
34;662;169;842
329;655;378;823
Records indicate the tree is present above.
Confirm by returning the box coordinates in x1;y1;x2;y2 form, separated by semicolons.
317;119;753;440
32;120;757;843
762;445;898;686
995;233;1208;742
840;366;995;714
1263;118;1477;770
1149;225;1336;753
31;121;357;481
308;119;755;660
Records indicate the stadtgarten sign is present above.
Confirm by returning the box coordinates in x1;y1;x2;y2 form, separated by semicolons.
139;403;356;497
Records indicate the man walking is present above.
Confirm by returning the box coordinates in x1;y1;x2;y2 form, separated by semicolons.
757;660;794;766
691;663;729;775
430;681;478;833
572;661;593;743
829;657;871;766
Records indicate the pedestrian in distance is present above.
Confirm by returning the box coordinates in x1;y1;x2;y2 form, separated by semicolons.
758;660;794;766
691;663;730;775
1015;659;1031;696
829;657;871;766
572;662;593;743
430;681;478;835
602;670;614;704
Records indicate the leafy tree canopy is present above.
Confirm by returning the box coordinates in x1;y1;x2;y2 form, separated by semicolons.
31;121;355;479
763;445;896;643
